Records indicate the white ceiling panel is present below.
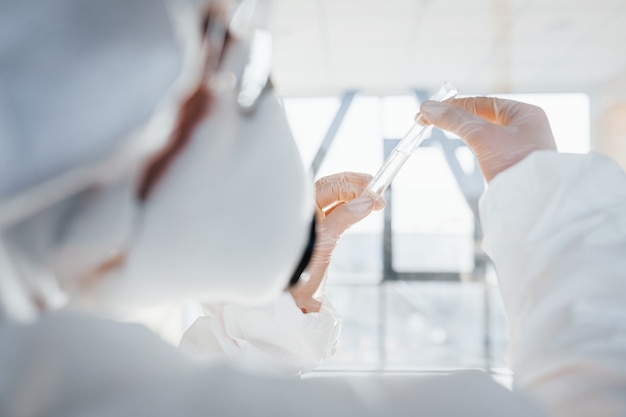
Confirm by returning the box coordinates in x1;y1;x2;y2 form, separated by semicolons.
414;15;492;43
420;0;491;15
271;0;626;95
523;0;625;13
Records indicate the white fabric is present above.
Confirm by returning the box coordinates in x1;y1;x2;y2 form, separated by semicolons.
0;311;541;417
480;151;626;417
118;91;313;308
85;29;313;310
46;161;329;375
0;0;201;202
51;176;139;295
0;0;201;319
11;0;321;376
8;7;313;314
4;150;625;415
179;292;341;375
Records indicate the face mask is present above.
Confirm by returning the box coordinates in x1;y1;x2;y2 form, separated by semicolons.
88;33;315;310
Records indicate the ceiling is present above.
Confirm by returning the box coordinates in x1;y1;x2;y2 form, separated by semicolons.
270;0;626;96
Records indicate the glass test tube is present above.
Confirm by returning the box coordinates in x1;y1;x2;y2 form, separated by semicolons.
365;81;458;196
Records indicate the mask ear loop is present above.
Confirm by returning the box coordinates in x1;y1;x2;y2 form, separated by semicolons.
136;7;230;202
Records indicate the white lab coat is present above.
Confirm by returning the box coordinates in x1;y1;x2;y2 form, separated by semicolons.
179;293;341;375
0;311;539;417
1;150;625;416
480;151;626;417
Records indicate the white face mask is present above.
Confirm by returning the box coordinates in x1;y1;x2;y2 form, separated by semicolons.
87;19;315;309
95;89;315;309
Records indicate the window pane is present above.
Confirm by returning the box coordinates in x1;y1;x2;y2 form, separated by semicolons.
316;95;382;178
384;281;486;370
380;94;420;139
390;142;474;273
282;97;341;168
317;95;386;283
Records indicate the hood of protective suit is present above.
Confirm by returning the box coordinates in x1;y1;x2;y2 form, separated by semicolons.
0;0;204;320
0;1;201;212
1;0;314;318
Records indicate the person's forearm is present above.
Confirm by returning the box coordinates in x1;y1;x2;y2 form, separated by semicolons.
480;152;626;417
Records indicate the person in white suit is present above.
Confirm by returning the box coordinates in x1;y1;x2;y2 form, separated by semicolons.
0;0;383;377
1;1;625;417
419;96;626;417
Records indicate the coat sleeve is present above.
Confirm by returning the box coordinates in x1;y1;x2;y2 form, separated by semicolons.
178;292;341;375
0;312;543;417
479;151;626;417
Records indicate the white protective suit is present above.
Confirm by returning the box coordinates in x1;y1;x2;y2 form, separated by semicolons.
0;0;341;377
480;151;626;417
3;149;626;416
178;293;341;374
44;31;340;378
46;86;342;374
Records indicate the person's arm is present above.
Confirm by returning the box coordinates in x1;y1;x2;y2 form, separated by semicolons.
420;97;626;417
0;311;543;417
179;292;342;375
480;151;626;417
289;172;385;313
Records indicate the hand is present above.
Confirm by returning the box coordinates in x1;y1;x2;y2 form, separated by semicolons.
289;172;385;313
419;97;557;182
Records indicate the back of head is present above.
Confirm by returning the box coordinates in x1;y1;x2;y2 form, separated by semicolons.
0;0;314;321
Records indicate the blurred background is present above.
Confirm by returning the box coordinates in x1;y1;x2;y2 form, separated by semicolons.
269;0;626;380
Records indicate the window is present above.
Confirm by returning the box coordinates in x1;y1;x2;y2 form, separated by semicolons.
282;91;590;374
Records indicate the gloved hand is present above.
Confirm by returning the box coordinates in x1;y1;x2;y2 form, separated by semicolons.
419;97;557;182
289;172;385;313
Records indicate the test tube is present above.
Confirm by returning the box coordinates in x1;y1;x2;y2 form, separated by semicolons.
365;82;458;196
